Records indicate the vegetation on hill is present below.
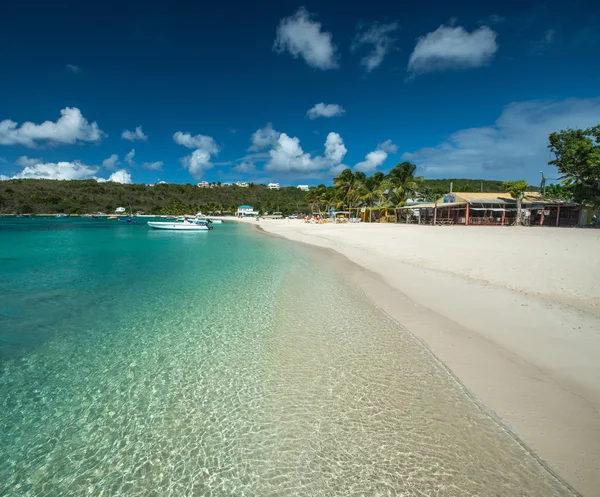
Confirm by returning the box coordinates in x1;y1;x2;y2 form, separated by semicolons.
0;180;310;215
0;174;534;215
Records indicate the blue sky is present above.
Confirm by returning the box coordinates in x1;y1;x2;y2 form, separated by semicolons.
1;0;599;185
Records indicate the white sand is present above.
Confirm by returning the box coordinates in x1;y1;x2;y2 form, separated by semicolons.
232;217;600;496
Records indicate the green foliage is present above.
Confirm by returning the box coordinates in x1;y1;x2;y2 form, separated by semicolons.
501;180;529;200
0;180;310;215
548;125;600;206
545;181;574;200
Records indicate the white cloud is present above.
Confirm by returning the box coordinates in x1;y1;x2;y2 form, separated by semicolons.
16;156;42;167
173;131;219;153
351;22;398;72
273;7;338;70
125;149;136;166
181;149;214;179
102;154;119;170
306;103;345;120
403;97;600;177
248;123;280;151
66;64;82;74
122;126;148;141
234;161;256;173
353;139;397;172
324;132;347;163
0;107;105;148
0;175;9;180
354;150;389;172
265;129;347;174
408;24;498;75
141;161;163;171
105;170;132;184
174;131;220;179
11;161;100;180
377;139;398;153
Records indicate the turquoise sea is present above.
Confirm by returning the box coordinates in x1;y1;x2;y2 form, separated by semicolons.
1;218;574;496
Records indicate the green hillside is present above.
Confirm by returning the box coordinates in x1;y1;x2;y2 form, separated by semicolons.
0;178;528;215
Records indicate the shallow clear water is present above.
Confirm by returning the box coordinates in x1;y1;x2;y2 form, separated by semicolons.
1;218;573;496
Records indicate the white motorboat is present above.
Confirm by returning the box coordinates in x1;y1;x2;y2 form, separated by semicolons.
196;216;223;224
147;220;211;231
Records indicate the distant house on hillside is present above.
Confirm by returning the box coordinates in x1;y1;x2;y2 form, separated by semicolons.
297;185;309;191
237;205;258;217
268;182;280;190
235;181;249;188
197;181;210;188
115;207;126;214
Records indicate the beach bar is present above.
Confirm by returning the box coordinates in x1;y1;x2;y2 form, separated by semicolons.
402;192;581;226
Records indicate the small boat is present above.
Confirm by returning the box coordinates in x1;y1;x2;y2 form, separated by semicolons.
119;218;138;223
147;219;212;231
196;216;223;224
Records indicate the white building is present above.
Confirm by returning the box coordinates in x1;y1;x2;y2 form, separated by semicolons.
197;181;210;188
235;181;249;188
115;207;126;214
237;205;259;217
297;185;309;192
268;182;280;190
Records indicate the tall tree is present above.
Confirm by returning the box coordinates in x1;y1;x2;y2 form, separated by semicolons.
548;125;600;207
386;162;422;222
502;180;529;226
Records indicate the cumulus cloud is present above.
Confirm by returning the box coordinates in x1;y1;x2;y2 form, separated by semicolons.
141;161;163;171
0;107;105;148
125;149;136;166
248;123;280;151
354;150;389;172
105;170;132;184
377;139;399;153
351;22;398;72
66;64;82;74
102;154;119;170
174;132;220;179
173;131;219;153
353;140;398;172
306;103;345;120
324;132;347;163
408;24;498;75
181;149;214;179
234;161;256;173
2;158;134;184
16;156;42;167
274;7;338;70
265;129;347;174
122;126;148;141
10;161;96;180
403;97;600;177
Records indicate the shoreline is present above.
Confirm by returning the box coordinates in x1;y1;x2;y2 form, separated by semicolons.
236;217;600;496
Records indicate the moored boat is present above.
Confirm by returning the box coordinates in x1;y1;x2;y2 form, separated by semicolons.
147;220;211;231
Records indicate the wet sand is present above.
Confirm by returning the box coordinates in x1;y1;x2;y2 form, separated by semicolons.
233;218;600;496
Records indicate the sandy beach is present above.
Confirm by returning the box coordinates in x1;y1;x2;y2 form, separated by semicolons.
233;217;600;496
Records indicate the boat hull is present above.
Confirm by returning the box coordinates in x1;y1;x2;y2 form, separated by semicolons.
147;222;209;231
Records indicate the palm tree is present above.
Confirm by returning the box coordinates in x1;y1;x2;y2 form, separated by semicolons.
386;162;423;222
359;172;389;222
334;169;361;218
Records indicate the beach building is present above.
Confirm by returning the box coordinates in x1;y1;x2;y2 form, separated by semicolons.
237;205;258;217
235;181;250;188
402;192;581;226
297;185;309;191
115;207;126;214
268;182;280;190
